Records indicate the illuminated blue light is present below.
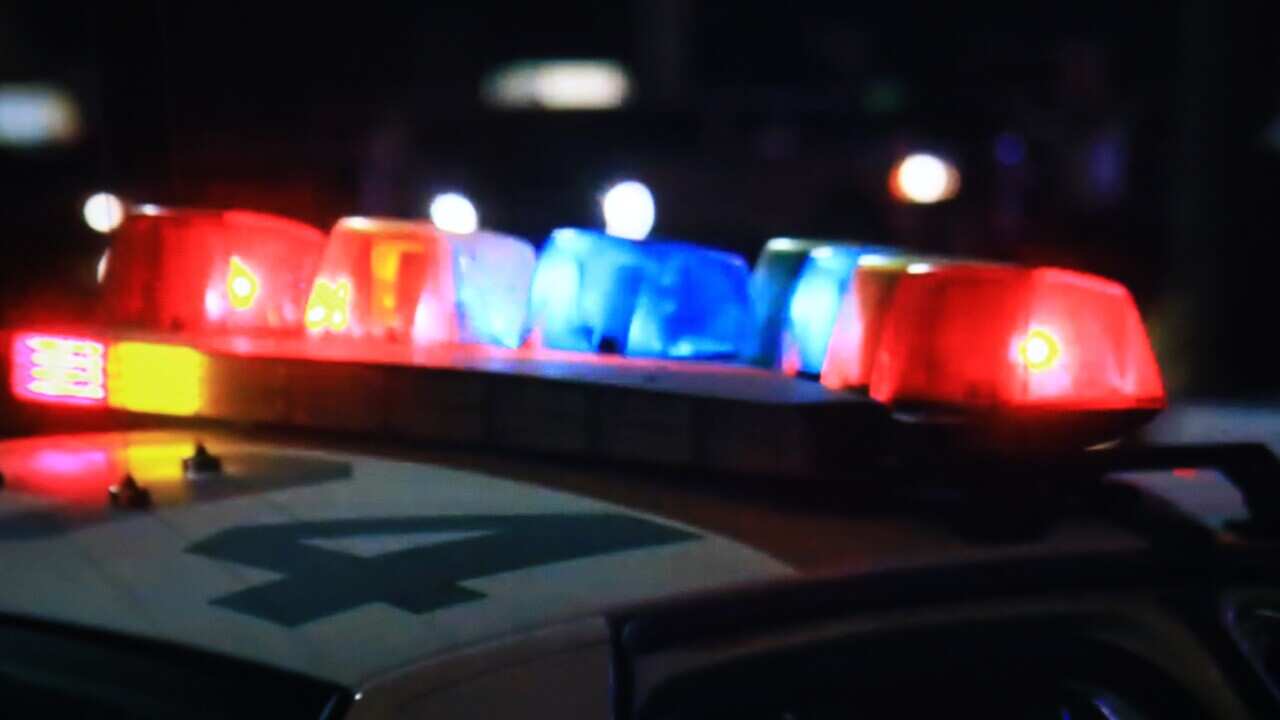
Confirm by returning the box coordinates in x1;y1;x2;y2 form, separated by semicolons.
781;244;897;375
747;238;823;367
444;229;537;348
529;228;755;359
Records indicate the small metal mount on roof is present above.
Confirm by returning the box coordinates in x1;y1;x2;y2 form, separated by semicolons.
108;474;152;509
183;442;223;479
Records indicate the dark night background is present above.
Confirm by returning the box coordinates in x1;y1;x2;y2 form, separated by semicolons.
0;2;1266;396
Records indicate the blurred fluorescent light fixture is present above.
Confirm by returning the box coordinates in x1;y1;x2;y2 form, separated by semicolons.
602;180;655;240
0;84;82;147
889;152;960;204
83;192;125;234
429;192;479;234
482;59;631;111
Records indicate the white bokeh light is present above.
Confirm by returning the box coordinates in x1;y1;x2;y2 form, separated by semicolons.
890;153;960;204
601;180;655;240
429;192;479;234
83;192;125;234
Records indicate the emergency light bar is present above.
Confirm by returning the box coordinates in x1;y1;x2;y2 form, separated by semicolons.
864;264;1165;412
6;203;1172;459
305;217;535;347
101;207;327;333
529;228;755;359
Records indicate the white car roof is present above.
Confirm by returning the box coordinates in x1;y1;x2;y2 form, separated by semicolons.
0;430;789;687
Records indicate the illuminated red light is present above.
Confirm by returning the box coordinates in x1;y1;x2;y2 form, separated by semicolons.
867;265;1165;411
306;217;458;342
819;264;905;390
101;207;326;333
9;332;107;406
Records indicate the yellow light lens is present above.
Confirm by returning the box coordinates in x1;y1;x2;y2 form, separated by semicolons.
1018;327;1062;373
107;342;207;416
226;255;260;311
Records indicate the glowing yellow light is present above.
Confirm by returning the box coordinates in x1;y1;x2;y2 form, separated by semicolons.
370;241;424;329
1017;327;1062;373
305;278;353;333
107;342;207;416
226;255;260;311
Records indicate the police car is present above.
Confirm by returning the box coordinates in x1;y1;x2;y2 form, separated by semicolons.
2;206;1279;717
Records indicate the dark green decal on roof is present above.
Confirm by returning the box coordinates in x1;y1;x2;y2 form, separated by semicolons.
187;513;697;627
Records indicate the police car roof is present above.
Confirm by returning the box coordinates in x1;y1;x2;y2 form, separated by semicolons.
0;421;1250;688
0;430;791;687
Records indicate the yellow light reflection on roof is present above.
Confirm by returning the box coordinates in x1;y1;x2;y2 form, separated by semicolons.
122;440;195;504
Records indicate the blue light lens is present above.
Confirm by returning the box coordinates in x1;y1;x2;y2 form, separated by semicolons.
529;228;755;359
782;245;897;374
747;238;823;367
444;229;537;348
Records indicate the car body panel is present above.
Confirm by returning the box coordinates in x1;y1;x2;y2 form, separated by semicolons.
0;430;790;687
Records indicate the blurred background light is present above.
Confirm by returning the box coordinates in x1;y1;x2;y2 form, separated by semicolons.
482;59;631;111
83;192;125;234
994;132;1027;167
429;192;479;234
0;83;81;147
889;152;960;204
602;180;655;240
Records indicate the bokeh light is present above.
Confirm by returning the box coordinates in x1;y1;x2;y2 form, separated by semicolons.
429;192;479;234
602;180;655;240
83;192;125;234
889;153;960;204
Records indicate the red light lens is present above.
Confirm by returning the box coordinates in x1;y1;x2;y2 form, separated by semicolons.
307;217;458;342
867;265;1165;411
9;332;107;406
102;208;326;333
819;264;904;390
